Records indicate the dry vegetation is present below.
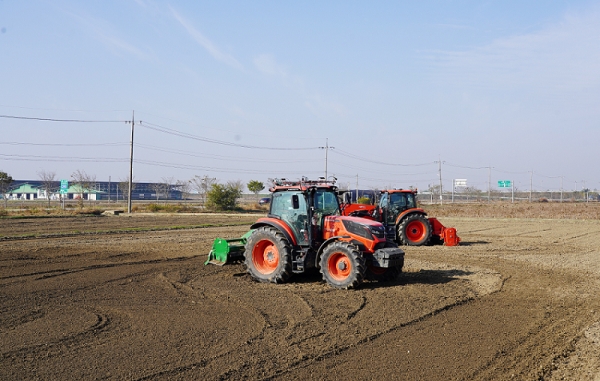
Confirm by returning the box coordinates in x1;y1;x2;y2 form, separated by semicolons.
1;200;599;219
424;201;600;220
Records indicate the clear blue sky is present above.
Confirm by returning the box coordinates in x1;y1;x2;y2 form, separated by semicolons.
1;0;599;193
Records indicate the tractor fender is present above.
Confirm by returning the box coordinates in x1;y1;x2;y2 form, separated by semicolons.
394;208;428;226
314;235;352;269
250;217;297;246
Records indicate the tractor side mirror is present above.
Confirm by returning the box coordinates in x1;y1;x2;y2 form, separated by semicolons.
292;195;300;209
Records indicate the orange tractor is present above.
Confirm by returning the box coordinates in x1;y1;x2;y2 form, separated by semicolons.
341;189;460;246
206;178;405;289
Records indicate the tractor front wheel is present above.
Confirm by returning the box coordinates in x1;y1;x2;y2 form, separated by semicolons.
319;241;365;289
398;214;432;246
244;227;292;283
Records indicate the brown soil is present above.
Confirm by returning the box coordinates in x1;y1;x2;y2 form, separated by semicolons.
1;214;599;380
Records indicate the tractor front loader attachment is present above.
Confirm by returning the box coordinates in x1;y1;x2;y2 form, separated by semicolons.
205;230;253;266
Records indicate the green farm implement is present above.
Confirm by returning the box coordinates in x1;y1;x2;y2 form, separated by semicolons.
205;230;253;266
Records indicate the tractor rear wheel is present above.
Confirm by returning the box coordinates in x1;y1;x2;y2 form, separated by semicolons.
319;241;365;289
244;226;292;283
398;214;432;246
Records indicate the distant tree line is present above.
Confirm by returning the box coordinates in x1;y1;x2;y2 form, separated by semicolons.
0;168;270;211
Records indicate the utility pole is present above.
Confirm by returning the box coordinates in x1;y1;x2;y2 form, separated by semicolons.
488;166;492;203
356;174;359;203
128;111;134;214
511;179;514;203
319;138;334;180
560;176;563;203
529;170;533;202
434;157;444;205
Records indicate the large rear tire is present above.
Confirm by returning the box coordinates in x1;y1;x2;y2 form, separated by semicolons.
398;214;432;246
319;241;365;289
244;226;292;283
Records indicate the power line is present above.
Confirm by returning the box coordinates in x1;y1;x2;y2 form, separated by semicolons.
136;143;321;164
329;159;437;177
445;162;489;170
137;110;321;141
333;149;434;166
140;121;321;151
0;153;128;162
0;141;128;147
0;114;127;123
135;159;317;175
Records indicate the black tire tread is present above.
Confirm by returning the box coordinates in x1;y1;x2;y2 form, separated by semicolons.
319;241;365;289
244;226;292;284
398;214;432;246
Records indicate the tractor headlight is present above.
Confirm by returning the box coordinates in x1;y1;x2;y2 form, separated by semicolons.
342;220;374;240
369;224;386;239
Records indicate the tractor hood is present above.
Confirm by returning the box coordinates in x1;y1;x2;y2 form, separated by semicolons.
323;215;387;246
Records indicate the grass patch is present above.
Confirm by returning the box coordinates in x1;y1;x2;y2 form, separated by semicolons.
142;203;199;213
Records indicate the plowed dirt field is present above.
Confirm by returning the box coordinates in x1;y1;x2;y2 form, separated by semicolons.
1;214;599;380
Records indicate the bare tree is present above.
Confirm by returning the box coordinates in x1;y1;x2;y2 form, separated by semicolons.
37;170;58;208
463;186;482;202
118;176;136;203
161;176;176;204
228;180;244;193
150;183;163;201
85;174;97;206
176;179;192;201
427;184;442;204
71;170;96;207
190;175;217;207
0;170;13;208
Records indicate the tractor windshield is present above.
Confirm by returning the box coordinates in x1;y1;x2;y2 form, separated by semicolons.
313;189;340;216
310;189;340;246
389;192;417;210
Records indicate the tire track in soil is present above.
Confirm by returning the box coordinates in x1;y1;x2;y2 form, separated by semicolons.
0;256;197;281
134;271;376;380
1;308;117;363
267;252;599;381
129;266;306;381
2;216;599;380
139;265;502;381
130;278;269;381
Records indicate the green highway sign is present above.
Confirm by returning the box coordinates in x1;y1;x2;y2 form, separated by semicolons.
497;180;512;188
60;179;69;194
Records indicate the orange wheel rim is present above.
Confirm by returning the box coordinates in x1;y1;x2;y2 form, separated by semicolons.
327;252;352;281
406;220;426;241
252;239;279;274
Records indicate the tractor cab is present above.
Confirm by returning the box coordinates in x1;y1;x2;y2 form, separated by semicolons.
378;190;418;226
268;179;341;249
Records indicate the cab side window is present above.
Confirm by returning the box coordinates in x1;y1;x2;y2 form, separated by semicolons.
270;192;289;218
271;191;308;245
379;193;388;209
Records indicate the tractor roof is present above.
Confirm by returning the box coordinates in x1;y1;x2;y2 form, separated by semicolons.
269;178;337;193
382;189;417;194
